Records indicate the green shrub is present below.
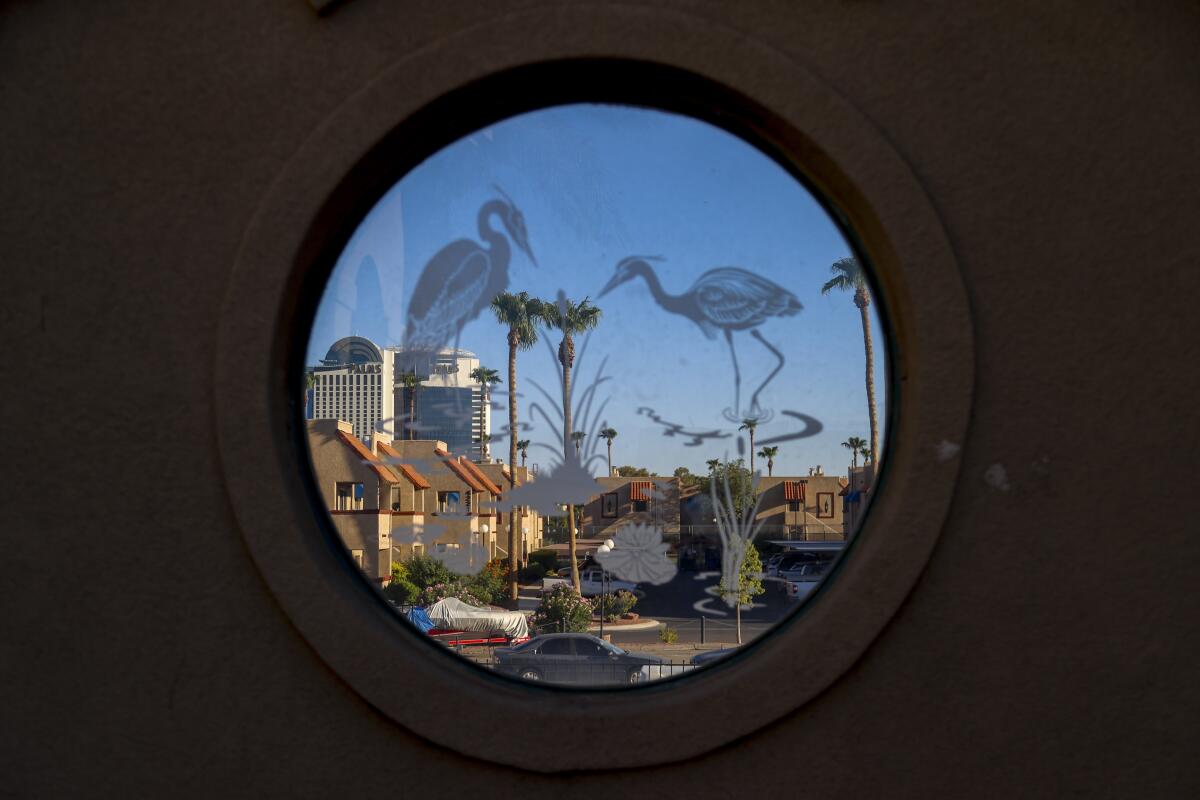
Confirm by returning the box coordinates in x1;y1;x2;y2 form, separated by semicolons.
659;625;679;643
528;549;559;575
533;584;593;633
466;566;505;606
405;554;457;590
519;562;546;583
383;578;420;606
594;590;638;622
390;561;410;584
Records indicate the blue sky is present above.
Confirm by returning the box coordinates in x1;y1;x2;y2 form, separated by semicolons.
307;104;888;478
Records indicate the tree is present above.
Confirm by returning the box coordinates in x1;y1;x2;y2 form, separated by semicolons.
571;430;586;456
469;365;502;461
739;418;759;475
542;295;602;592
477;432;492;461
599;426;618;475
757;446;779;477
673;466;701;489
823;257;879;466
517;439;531;468
399;370;421;440
616;465;650;477
705;458;721;474
490;291;548;605
697;459;757;518
842;436;867;471
719;541;765;645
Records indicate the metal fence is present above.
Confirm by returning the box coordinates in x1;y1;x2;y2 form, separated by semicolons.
457;655;703;685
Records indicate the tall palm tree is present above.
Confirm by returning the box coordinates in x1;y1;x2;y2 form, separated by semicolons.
739;418;759;475
842;436;867;471
490;291;547;605
706;458;721;474
571;430;586;456
517;439;531;468
469;365;502;461
757;446;779;477
599;426;618;474
542;295;602;591
823;257;878;466
399;370;421;440
477;432;493;461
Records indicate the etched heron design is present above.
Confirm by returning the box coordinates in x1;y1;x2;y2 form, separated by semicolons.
404;188;537;357
599;256;801;421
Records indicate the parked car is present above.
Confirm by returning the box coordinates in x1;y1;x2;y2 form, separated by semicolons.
541;566;639;597
766;551;822;578
782;561;829;600
690;647;738;667
493;633;664;685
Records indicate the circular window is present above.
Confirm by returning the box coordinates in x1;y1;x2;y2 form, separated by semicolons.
301;102;890;689
216;49;970;770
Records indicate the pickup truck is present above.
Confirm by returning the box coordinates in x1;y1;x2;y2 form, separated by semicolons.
542;566;639;597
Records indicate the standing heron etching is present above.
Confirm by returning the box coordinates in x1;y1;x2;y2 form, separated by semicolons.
599;256;802;421
404;187;537;358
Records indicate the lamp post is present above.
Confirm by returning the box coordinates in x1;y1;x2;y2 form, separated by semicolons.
595;538;616;638
477;524;489;572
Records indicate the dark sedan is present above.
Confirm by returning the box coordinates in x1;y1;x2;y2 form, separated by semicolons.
493;633;664;685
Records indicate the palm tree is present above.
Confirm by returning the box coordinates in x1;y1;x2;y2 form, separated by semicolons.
542;295;602;591
517;439;531;468
706;458;721;474
860;444;873;464
571;430;586;457
477;432;493;461
757;446;779;477
599;426;618;474
739;418;759;475
842;436;867;471
399;370;421;440
490;291;547;605
469;365;502;461
823;257;878;466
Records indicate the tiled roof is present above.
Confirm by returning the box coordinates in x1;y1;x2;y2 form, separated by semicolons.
629;480;653;502
783;481;806;501
442;457;484;492
336;430;399;484
374;441;432;489
457;457;502;495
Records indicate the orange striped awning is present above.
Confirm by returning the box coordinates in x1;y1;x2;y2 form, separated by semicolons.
629;480;653;502
783;481;806;501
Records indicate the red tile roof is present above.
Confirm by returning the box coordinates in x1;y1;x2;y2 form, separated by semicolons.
457;457;503;495
442;457;484;492
629;480;653;502
336;430;399;484
374;441;432;489
783;481;806;501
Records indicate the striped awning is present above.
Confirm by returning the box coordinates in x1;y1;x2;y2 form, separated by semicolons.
783;481;806;501
629;480;653;502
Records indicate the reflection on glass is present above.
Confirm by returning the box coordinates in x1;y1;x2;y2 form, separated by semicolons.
301;104;889;688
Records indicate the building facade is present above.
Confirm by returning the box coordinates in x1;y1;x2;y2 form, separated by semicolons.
390;346;490;461
309;336;395;444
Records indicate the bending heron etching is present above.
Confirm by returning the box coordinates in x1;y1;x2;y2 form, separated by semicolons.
404;187;537;356
599;256;801;421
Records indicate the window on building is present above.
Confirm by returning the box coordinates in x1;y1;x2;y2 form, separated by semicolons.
336;482;364;511
438;491;461;514
351;549;364;568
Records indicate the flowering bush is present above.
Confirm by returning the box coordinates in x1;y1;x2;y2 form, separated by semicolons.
593;589;638;622
418;581;485;607
533;583;593;633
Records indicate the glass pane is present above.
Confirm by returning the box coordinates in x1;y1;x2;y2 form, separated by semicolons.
300;103;889;688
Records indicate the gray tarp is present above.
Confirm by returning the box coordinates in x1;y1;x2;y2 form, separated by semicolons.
426;597;530;640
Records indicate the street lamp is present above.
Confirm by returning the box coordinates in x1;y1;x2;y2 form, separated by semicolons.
595;538;616;638
477;524;489;570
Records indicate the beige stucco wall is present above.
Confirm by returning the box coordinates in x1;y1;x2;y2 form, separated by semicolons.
581;476;682;538
755;475;847;540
